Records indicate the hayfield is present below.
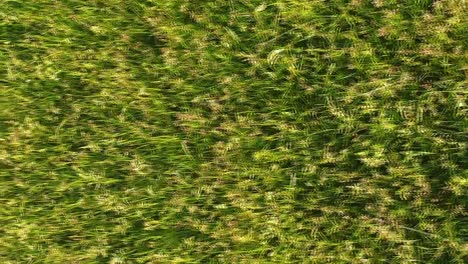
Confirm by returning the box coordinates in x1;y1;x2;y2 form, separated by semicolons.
0;0;467;263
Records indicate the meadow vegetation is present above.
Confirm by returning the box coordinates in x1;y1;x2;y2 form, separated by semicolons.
0;0;467;263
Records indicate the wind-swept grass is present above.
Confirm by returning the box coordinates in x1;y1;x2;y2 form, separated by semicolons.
0;0;467;263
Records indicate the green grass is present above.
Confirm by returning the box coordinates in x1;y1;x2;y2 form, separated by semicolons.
0;0;467;263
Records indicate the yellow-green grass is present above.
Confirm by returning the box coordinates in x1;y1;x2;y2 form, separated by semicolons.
0;0;467;263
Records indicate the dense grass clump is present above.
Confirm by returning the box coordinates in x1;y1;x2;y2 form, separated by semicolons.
1;0;467;263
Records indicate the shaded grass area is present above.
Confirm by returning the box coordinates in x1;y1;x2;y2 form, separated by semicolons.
0;0;467;263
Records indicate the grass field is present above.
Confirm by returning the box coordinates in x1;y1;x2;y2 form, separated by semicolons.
0;0;467;263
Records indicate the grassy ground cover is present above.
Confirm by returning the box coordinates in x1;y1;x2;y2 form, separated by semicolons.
0;0;467;263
